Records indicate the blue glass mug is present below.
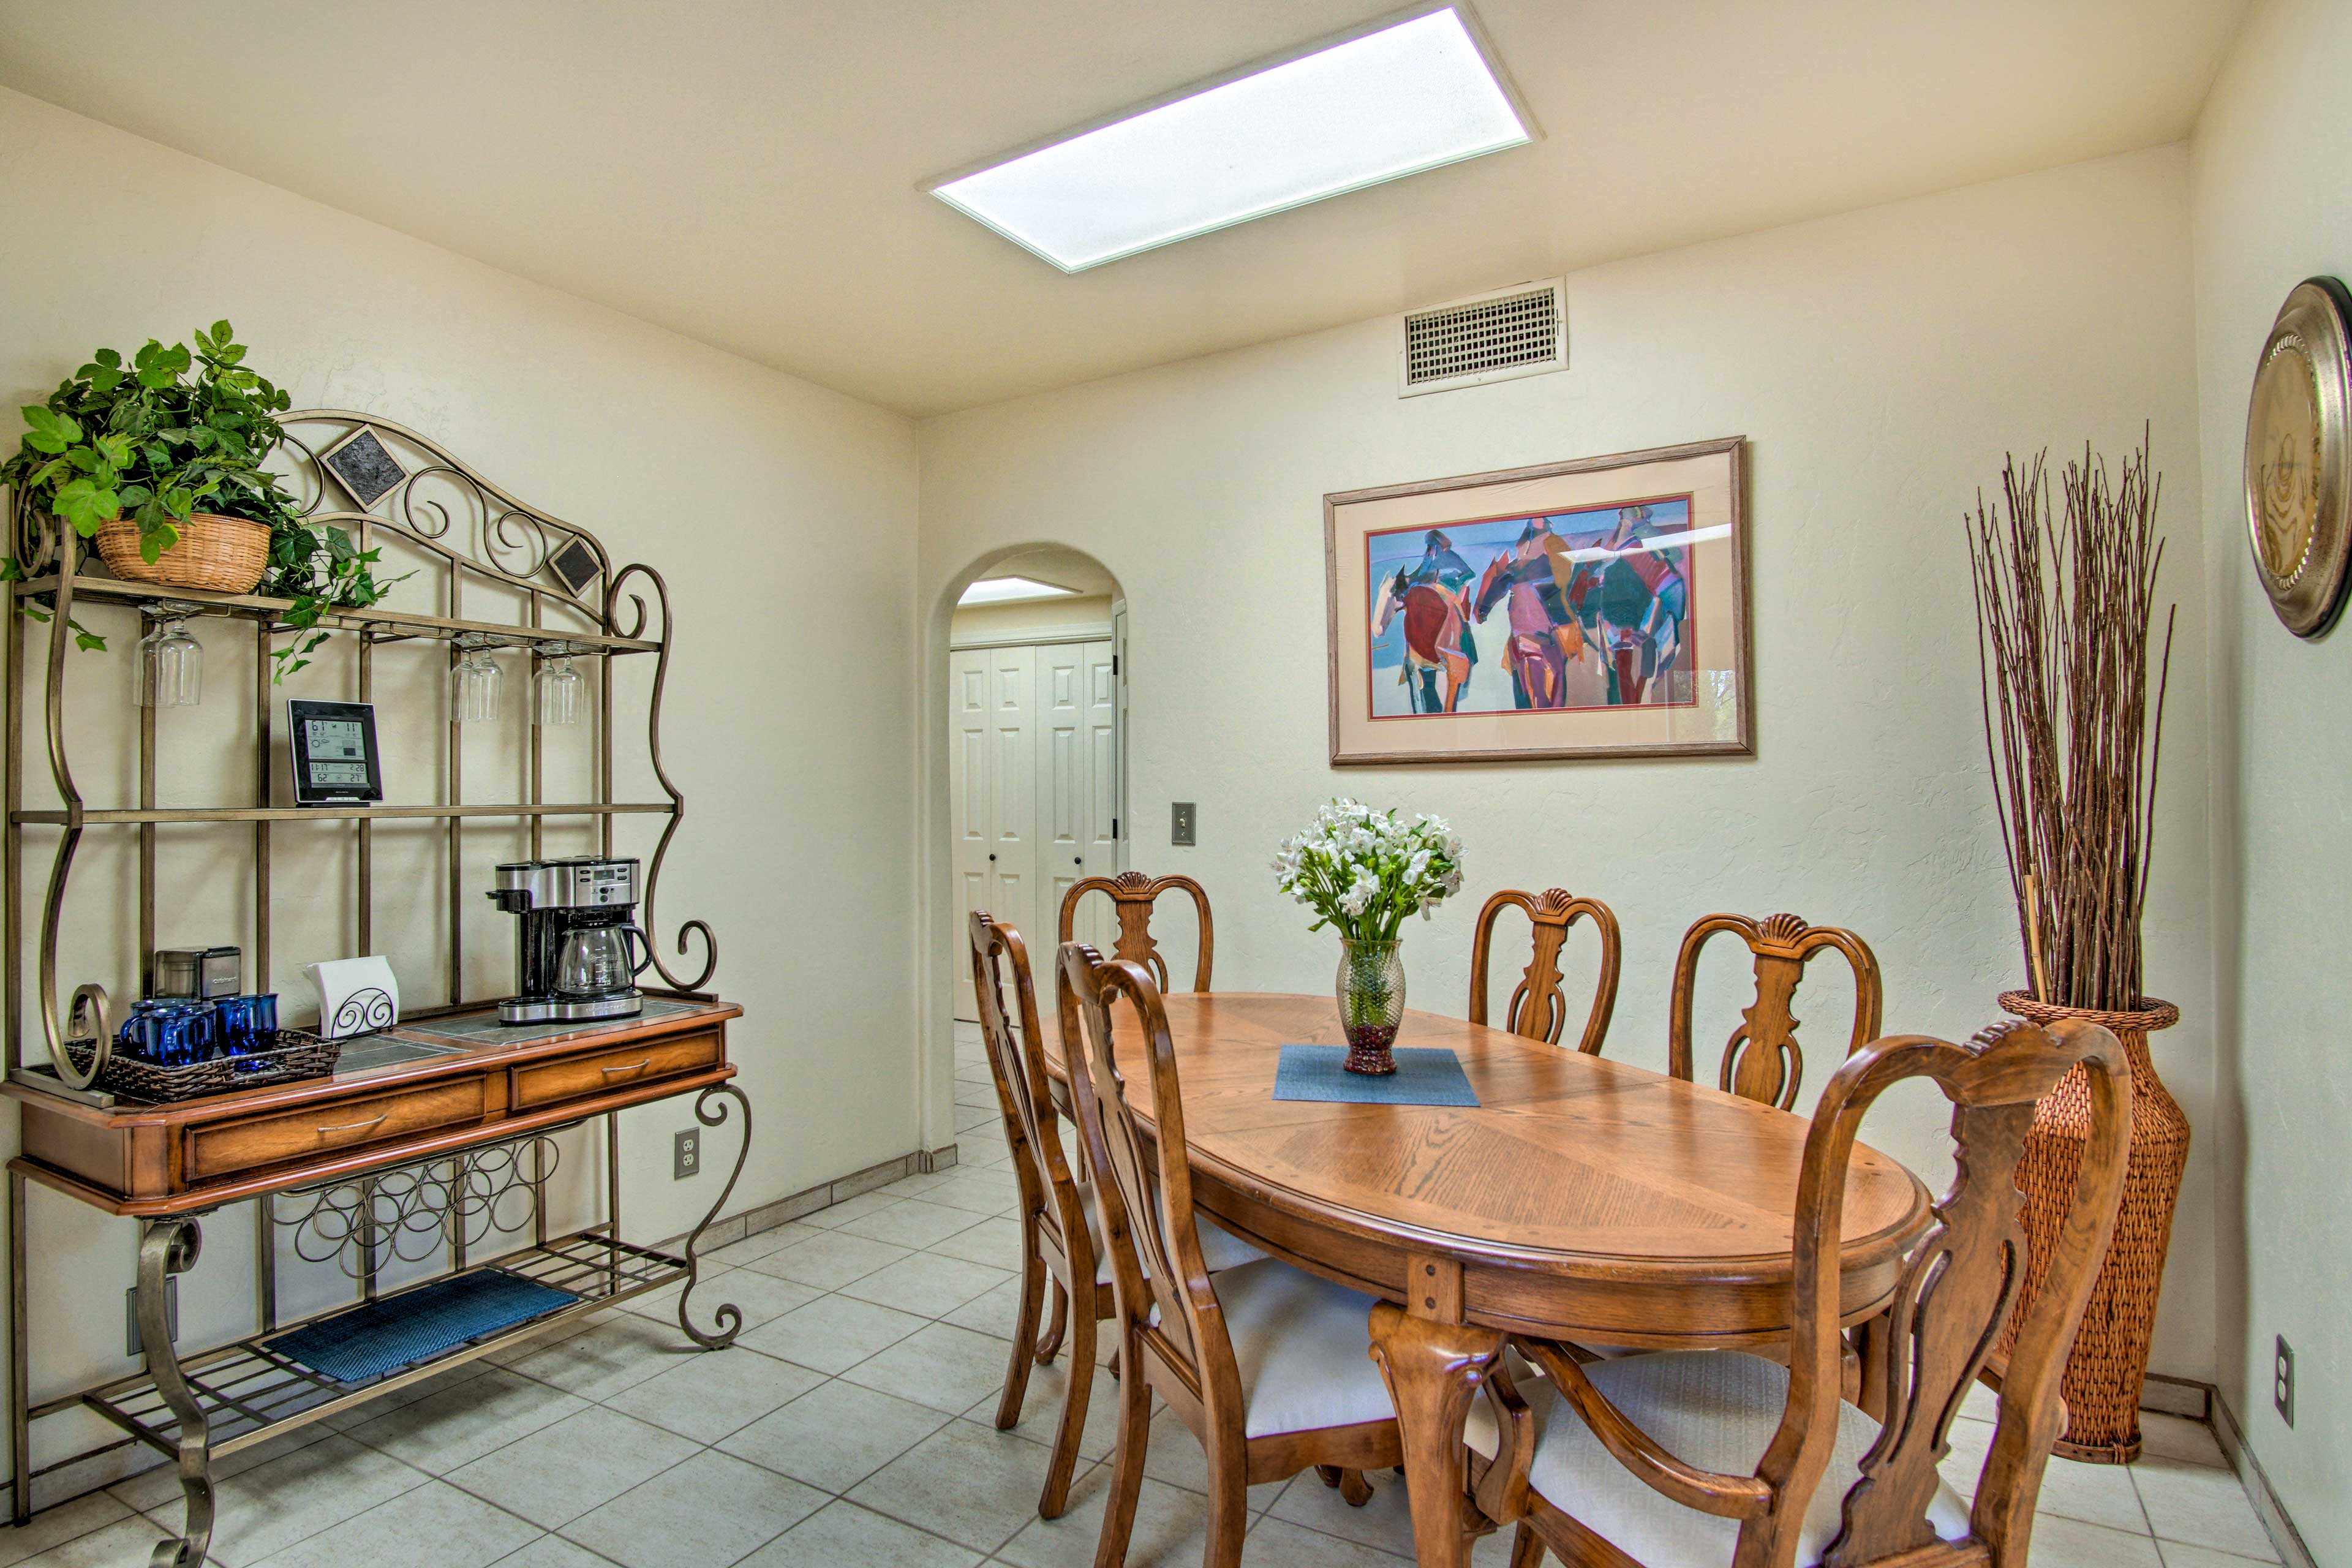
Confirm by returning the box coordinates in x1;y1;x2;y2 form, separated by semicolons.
213;993;279;1071
116;1000;216;1069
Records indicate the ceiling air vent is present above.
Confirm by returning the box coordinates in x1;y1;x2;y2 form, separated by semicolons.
1398;278;1566;397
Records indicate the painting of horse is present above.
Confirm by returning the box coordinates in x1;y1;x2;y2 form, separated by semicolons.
1365;498;1697;718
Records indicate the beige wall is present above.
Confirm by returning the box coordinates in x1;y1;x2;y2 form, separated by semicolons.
2191;0;2352;1553
918;146;2219;1382
0;87;921;1480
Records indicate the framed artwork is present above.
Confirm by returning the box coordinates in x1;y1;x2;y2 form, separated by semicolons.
1325;436;1752;765
2245;276;2352;638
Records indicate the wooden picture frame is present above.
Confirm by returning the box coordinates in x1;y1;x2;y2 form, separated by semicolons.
1324;436;1752;765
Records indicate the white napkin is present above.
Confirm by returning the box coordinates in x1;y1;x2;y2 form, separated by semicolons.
307;955;401;1038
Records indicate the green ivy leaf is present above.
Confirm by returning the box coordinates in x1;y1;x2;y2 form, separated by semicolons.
51;477;119;533
139;521;179;564
72;624;106;653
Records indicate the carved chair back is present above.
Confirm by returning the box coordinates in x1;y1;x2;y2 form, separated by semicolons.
1668;912;1883;1109
1059;871;1214;992
968;912;1091;1278
1467;888;1622;1054
1515;1017;2133;1568
1057;942;1235;1397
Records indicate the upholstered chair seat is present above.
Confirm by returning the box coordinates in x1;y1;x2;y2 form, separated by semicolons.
1212;1258;1398;1438
1468;1350;1969;1567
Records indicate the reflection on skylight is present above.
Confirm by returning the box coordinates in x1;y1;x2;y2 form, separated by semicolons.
929;6;1531;271
958;575;1083;606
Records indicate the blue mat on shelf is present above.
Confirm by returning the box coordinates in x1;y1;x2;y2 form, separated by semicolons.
262;1268;580;1384
1272;1044;1479;1107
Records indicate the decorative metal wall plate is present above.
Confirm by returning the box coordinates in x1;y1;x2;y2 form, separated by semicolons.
318;424;409;509
2245;276;2352;638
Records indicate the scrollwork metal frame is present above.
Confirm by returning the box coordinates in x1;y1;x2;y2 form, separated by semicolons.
4;409;720;1101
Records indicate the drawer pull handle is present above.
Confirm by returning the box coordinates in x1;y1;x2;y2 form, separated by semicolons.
315;1114;388;1138
600;1058;653;1079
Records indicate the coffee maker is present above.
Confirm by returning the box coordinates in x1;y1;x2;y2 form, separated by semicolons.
487;856;652;1023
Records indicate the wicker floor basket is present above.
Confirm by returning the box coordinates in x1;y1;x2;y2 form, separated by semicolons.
62;1029;341;1105
1994;991;2185;1464
95;511;270;594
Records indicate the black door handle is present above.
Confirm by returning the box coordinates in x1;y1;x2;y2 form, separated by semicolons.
989;853;997;861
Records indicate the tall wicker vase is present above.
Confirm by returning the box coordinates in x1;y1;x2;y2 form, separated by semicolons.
1995;990;2185;1463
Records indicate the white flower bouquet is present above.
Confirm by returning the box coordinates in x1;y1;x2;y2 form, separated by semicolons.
1272;798;1466;941
1273;800;1465;1073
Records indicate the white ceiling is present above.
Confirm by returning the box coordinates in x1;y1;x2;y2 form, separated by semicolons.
0;1;2247;417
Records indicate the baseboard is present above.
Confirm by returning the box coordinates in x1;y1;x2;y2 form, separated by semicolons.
2141;1372;2211;1419
660;1144;950;1253
2211;1385;2318;1568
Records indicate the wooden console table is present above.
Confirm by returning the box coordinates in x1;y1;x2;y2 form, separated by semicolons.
5;999;750;1568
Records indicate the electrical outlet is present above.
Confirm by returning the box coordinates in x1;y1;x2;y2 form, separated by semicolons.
124;1281;179;1359
2275;1335;2295;1427
1171;801;1197;846
674;1127;701;1181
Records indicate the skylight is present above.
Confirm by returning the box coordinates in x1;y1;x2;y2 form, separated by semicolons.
958;575;1082;606
925;4;1533;272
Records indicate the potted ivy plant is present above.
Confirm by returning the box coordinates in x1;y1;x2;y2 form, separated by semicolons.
1;322;395;675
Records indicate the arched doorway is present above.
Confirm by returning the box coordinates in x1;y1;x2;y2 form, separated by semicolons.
941;546;1126;1020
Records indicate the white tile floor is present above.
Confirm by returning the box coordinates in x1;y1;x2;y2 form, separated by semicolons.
0;1026;2289;1568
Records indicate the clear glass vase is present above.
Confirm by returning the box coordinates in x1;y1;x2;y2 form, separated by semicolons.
1336;938;1406;1074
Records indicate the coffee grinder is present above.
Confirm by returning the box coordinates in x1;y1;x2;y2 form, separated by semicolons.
487;856;652;1023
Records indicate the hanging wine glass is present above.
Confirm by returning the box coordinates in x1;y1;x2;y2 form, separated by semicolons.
535;646;584;727
450;637;502;723
135;609;203;708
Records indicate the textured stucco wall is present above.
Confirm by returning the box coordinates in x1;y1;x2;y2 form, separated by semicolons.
0;86;920;1486
918;145;2218;1383
2190;0;2352;1556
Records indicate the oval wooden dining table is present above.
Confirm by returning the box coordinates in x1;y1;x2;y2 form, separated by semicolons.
1039;990;1932;1568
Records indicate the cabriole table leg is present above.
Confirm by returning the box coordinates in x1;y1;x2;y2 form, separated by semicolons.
1366;1256;1504;1568
138;1217;210;1568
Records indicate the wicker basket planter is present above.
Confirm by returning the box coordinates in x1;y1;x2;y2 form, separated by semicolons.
94;511;270;594
1994;990;2185;1463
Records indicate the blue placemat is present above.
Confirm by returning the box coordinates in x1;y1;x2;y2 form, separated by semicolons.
263;1268;579;1384
1272;1044;1479;1106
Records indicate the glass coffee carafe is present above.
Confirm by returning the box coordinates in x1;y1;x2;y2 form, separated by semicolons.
555;922;652;1000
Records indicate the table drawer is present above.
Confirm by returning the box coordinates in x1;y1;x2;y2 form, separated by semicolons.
184;1079;489;1182
511;1029;721;1110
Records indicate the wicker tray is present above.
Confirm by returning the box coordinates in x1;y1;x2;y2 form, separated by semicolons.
63;1029;342;1105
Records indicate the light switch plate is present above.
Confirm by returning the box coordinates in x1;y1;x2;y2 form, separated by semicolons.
1171;802;1197;846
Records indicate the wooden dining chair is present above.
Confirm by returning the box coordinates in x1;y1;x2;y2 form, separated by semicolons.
969;910;1107;1518
1060;870;1214;992
1463;1013;2133;1568
1668;913;1882;1110
968;911;1262;1520
1469;888;1623;1054
1059;941;1403;1568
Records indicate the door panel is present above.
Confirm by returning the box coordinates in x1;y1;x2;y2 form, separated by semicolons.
988;644;1038;957
948;649;993;1020
1037;641;1090;953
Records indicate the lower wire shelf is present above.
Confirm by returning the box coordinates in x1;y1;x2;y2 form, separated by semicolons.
64;1230;687;1461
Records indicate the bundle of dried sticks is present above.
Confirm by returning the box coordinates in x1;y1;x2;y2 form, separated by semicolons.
1969;432;2175;1011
